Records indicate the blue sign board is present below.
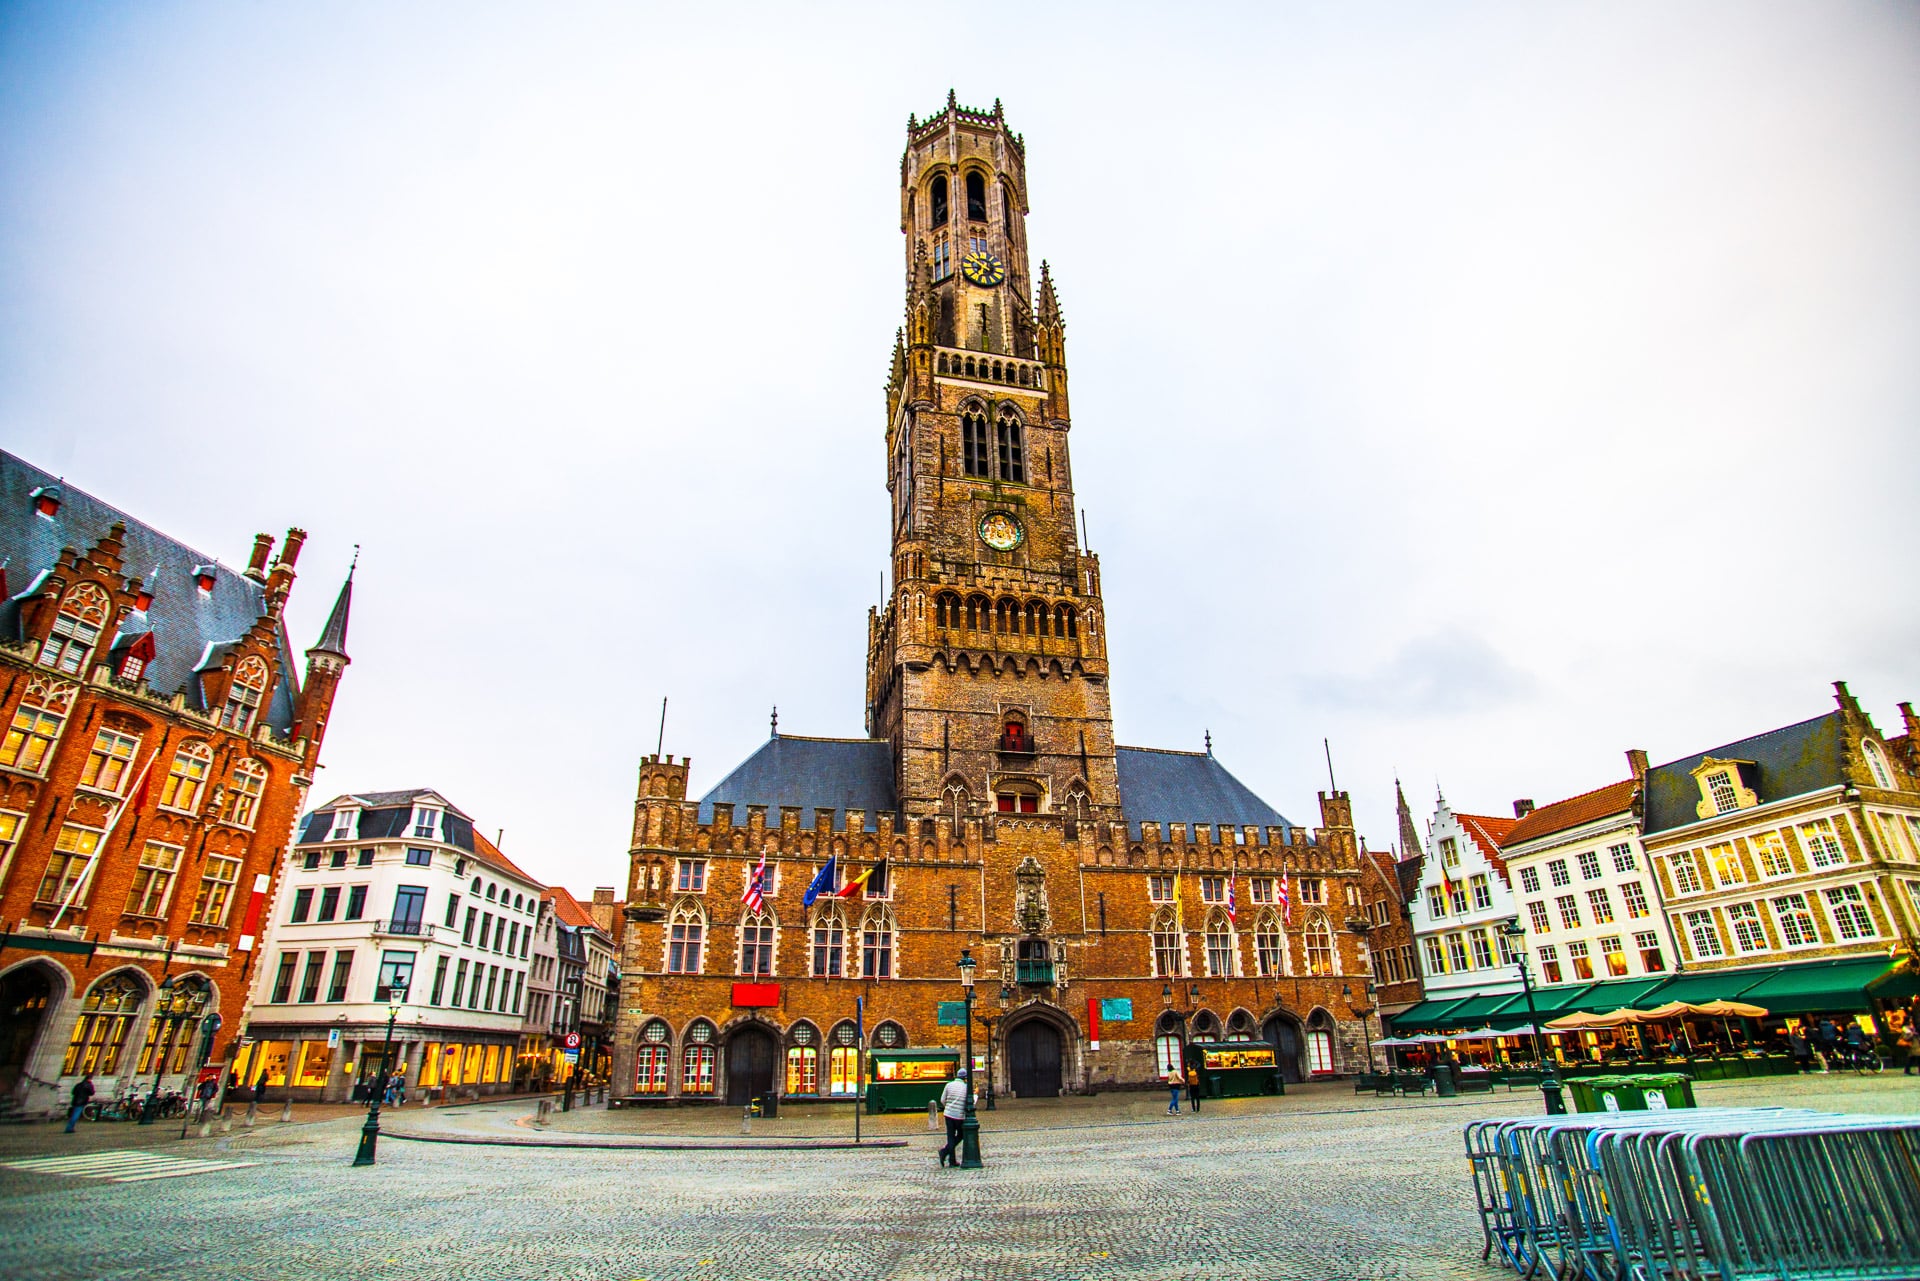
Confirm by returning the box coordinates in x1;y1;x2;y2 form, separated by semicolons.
1100;998;1134;1022
936;1001;968;1026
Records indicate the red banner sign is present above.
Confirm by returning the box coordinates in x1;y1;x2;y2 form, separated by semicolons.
732;983;779;1008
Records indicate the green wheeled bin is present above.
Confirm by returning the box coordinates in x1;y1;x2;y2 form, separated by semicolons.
1633;1072;1696;1111
1570;1075;1648;1114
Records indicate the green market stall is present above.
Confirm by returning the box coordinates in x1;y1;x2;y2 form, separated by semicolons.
1184;1041;1285;1098
864;1047;959;1114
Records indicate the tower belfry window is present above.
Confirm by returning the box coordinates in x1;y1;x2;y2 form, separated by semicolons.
966;171;987;222
962;408;991;478
931;176;948;228
995;407;1025;483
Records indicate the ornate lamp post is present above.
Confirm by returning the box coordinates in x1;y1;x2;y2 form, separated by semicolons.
1498;919;1565;1115
352;984;408;1166
137;943;182;1125
956;949;982;1168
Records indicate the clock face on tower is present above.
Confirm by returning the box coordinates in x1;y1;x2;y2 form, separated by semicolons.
979;511;1023;552
961;250;1006;287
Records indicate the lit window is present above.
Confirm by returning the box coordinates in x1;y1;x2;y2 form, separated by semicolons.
1707;843;1746;887
159;742;214;812
1527;900;1550;934
785;1038;818;1095
1751;832;1794;878
1555;894;1582;929
682;1021;716;1094
827;1023;860;1096
0;811;25;885
1567;940;1593;981
1634;931;1665;972
1;678;74;773
79;729;140;793
1725;902;1768;953
1536;945;1562;985
1621;881;1650;918
1587;888;1615;924
191;854;242;924
1706;771;1740;814
219;655;269;733
1798;819;1848;869
63;974;144;1075
225;759;267;827
1303;917;1335;975
1766;894;1817;947
36;824;102;905
1599;935;1629;977
38;584;108;674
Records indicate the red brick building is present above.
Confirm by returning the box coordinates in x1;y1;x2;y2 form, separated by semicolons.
611;99;1396;1106
0;451;350;1117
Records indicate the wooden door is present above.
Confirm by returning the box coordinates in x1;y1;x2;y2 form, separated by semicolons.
725;1025;777;1105
1263;1016;1304;1083
1007;1021;1062;1098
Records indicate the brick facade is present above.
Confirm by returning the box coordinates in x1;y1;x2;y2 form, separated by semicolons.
0;451;349;1117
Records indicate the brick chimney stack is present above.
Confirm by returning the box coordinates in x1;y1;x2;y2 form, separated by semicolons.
1626;749;1649;780
1512;799;1535;819
244;533;275;582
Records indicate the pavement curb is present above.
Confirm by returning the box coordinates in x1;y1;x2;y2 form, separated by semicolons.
384;1130;911;1152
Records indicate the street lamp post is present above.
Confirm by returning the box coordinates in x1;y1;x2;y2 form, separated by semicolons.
1343;982;1377;1074
1498;919;1565;1115
352;987;407;1166
179;1011;224;1139
976;985;1010;1112
956;949;982;1168
137;943;181;1125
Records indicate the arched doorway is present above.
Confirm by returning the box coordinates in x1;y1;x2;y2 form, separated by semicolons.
1262;1014;1305;1084
0;966;54;1096
724;1024;777;1106
1007;1020;1062;1098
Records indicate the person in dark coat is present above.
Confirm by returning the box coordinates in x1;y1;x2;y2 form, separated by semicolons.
65;1074;94;1133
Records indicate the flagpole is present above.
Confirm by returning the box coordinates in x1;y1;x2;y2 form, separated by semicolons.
50;746;159;931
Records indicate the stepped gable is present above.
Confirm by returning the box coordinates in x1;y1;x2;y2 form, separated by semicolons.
1114;746;1295;840
1502;778;1638;847
696;734;897;830
1643;712;1843;835
0;450;301;733
1455;812;1517;877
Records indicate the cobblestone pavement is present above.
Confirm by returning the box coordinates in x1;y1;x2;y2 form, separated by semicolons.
0;1074;1914;1281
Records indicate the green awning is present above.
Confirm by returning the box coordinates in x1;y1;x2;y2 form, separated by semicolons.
1635;969;1771;1008
1741;957;1898;1014
1521;982;1603;1013
1560;977;1671;1013
1386;996;1471;1033
1436;991;1527;1023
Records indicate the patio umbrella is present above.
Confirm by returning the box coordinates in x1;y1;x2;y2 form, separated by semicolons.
1691;1000;1768;1018
1547;1010;1615;1030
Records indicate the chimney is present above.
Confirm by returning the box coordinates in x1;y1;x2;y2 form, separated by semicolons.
244;533;275;583
1512;799;1535;819
279;527;308;569
1626;748;1649;780
1900;703;1918;738
592;887;615;906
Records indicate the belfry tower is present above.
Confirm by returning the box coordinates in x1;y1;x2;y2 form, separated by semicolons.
866;94;1119;828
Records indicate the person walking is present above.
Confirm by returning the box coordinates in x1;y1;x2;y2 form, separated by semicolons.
1165;1060;1186;1115
1896;1022;1916;1076
936;1068;971;1168
1788;1025;1813;1074
1187;1060;1203;1113
64;1073;94;1133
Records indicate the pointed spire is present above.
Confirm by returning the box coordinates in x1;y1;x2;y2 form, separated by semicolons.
1037;260;1062;326
947;88;958;110
770;705;779;738
308;546;356;660
1395;778;1425;861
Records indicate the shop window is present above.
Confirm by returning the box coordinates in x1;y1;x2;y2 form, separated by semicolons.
682;1021;715;1093
828;1022;860;1095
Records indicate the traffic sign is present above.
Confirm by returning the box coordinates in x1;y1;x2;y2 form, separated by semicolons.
563;1032;582;1049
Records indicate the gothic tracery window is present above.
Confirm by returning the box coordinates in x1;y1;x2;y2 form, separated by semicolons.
962;406;990;478
1253;908;1286;977
682;1020;715;1094
1151;906;1183;978
995;406;1025;483
739;910;775;976
1;678;75;774
225;758;268;827
634;1019;671;1094
1204;909;1238;977
860;904;895;979
220;655;269;734
1304;914;1336;976
39;583;109;675
159;742;214;813
666;901;705;974
812;904;846;977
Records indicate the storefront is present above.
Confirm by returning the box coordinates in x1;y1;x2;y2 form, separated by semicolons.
1183;1041;1284;1097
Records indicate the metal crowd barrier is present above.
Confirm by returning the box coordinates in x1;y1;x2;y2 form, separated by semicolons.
1465;1107;1920;1281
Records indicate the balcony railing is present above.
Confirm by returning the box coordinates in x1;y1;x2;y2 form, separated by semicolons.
1014;960;1053;985
372;918;425;937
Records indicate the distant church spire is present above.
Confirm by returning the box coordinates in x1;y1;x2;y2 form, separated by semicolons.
1396;777;1425;861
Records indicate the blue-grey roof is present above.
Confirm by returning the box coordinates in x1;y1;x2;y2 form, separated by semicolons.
698;735;897;830
0;451;300;734
1115;746;1296;839
298;789;477;851
1643;712;1844;835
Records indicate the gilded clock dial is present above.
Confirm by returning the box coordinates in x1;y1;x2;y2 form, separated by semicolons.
961;250;1006;287
979;511;1023;552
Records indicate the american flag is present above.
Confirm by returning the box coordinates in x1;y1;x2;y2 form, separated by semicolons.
742;851;769;915
1225;872;1237;923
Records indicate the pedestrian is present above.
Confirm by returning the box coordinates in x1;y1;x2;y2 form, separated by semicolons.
1897;1023;1916;1076
64;1073;94;1133
389;1070;406;1107
1165;1060;1186;1115
1788;1025;1812;1074
936;1068;970;1168
1814;1017;1840;1070
195;1075;218;1119
1187;1061;1203;1113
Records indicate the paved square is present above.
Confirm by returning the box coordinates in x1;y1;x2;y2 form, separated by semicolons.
0;1075;1914;1280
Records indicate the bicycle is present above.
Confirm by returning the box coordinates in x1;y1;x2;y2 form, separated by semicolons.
1834;1044;1885;1074
81;1091;143;1122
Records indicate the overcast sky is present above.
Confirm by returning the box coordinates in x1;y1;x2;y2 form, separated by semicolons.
4;2;1916;892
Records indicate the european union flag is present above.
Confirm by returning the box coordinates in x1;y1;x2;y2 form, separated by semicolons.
803;856;837;906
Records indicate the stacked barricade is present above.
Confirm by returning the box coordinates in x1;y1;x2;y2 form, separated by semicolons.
1465;1107;1920;1281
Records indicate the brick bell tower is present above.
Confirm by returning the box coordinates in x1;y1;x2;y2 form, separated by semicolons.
866;93;1119;829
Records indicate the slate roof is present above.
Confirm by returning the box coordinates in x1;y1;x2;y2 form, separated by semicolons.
1114;746;1296;839
1397;853;1425;903
1503;778;1639;847
297;788;479;857
0;450;301;734
1456;812;1518;877
697;735;897;829
1643;712;1845;835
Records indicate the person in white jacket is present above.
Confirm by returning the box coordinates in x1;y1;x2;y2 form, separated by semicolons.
936;1069;971;1167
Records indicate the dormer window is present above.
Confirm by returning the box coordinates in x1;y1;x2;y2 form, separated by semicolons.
193;565;217;594
1863;739;1895;790
330;807;360;841
219;655;269;734
30;485;61;518
1690;756;1759;819
39;583;110;675
411;806;442;840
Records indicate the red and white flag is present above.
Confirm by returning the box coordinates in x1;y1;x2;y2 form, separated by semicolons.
742;851;769;915
1276;872;1291;922
1225;872;1238;923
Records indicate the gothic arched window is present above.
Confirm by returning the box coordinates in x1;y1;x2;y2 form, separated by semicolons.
220;655;270;733
943;780;969;839
936;592;961;629
1204;909;1238;978
1253;908;1285;977
138;976;212;1074
39;582;109;675
811;904;846;977
224;758;268;827
961;406;991;478
828;1021;861;1095
634;1018;671;1094
995;406;1025;483
63;971;146;1076
785;1021;819;1094
860;904;895;979
738;910;775;977
666;901;705;974
1026;599;1048;637
1151;906;1183;978
1;677;74;774
1054;603;1077;640
966;595;990;632
681;1019;716;1094
160;741;214;813
1001;185;1014;231
965;170;987;221
930;175;948;228
1304;914;1335;976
